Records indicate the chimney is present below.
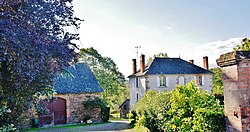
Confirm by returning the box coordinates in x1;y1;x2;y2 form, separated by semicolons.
189;60;194;64
132;59;137;74
203;56;209;70
140;54;145;74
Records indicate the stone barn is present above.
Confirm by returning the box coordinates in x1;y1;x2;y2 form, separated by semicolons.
39;63;103;126
119;99;130;118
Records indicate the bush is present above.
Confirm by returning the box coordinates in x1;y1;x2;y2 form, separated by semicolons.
132;90;171;131
82;115;91;124
166;82;225;131
132;82;225;132
83;97;110;122
101;106;110;122
129;111;137;125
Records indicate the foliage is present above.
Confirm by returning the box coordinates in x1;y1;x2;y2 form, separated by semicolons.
132;90;171;131
83;97;110;122
82;115;91;124
101;105;110;122
129;110;137;124
234;38;250;51
210;68;224;96
147;52;168;63
132;82;225;132
166;82;225;131
133;125;150;132
0;0;81;129
79;47;129;112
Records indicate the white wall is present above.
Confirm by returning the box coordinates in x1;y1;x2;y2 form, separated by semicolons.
129;74;212;109
129;76;147;109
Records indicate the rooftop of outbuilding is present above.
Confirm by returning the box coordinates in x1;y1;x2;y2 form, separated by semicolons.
53;63;103;94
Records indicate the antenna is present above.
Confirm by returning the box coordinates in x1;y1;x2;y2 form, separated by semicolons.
135;46;141;61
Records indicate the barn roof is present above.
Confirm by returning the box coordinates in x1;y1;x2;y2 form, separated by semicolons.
53;63;103;94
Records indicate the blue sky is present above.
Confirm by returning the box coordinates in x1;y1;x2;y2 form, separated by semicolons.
72;0;250;77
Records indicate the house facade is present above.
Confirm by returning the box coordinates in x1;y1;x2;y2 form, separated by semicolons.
128;54;213;108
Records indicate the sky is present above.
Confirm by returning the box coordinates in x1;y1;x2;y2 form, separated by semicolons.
71;0;250;77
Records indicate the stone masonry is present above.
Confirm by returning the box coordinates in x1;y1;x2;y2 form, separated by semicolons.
217;51;250;131
57;93;102;124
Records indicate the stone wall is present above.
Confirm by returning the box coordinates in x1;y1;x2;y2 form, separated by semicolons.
57;93;102;124
217;51;250;131
119;99;130;118
21;93;102;129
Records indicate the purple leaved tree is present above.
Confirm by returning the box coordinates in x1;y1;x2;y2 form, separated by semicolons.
0;0;81;129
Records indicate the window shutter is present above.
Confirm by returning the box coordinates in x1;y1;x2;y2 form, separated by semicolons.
157;76;160;87
202;76;205;85
193;76;196;82
166;76;169;87
138;77;140;88
134;78;136;87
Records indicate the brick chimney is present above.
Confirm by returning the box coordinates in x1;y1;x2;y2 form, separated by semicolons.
203;56;209;70
140;54;145;74
132;59;137;74
189;60;194;64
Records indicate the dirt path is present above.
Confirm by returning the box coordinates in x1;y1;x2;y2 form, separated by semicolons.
32;120;133;132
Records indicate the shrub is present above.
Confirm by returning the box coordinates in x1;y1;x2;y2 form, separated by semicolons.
132;82;225;131
165;82;225;131
83;98;110;122
82;115;91;124
132;90;171;132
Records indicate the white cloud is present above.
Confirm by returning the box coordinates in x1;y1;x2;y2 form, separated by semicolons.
183;37;243;68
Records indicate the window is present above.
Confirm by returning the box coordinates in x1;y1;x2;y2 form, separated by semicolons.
178;76;185;85
158;76;169;87
135;77;140;88
197;75;204;85
136;93;139;102
193;76;197;82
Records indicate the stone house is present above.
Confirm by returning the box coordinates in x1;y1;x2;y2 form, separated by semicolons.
39;63;103;126
128;54;213;108
119;99;130;118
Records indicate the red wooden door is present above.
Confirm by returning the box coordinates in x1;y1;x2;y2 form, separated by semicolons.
39;97;66;125
53;98;66;125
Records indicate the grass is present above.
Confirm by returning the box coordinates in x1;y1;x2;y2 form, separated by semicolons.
26;122;110;131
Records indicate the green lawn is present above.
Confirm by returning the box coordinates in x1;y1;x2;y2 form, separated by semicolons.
26;122;110;131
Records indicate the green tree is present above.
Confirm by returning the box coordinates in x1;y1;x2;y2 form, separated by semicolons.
147;53;168;63
210;68;224;96
79;47;129;112
234;38;250;51
132;82;225;132
132;90;171;131
166;82;225;131
0;0;80;129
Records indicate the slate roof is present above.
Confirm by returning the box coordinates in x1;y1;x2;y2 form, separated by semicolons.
129;57;213;77
53;63;103;94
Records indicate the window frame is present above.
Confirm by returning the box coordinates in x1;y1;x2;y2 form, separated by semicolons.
178;75;185;85
158;75;169;88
